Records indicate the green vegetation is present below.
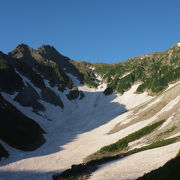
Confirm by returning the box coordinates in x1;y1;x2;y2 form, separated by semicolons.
103;87;113;95
176;149;180;157
71;61;97;88
95;62;126;80
126;137;177;156
53;136;179;180
84;74;97;88
91;45;180;95
72;61;97;88
0;94;45;150
83;120;165;164
34;59;73;91
116;74;135;94
100;120;164;154
86;137;178;166
9;44;73;91
0;53;8;70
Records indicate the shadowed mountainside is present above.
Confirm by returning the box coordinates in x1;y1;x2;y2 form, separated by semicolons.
0;94;45;151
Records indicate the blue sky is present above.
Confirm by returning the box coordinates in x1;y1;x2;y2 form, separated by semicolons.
0;0;180;63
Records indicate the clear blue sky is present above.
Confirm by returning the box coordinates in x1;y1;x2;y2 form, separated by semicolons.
0;0;180;63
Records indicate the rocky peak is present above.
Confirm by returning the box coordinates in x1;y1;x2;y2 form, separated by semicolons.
8;44;44;66
8;44;36;59
16;43;31;50
38;44;56;53
37;44;68;61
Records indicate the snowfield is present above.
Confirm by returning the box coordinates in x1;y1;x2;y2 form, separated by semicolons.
90;142;180;180
0;74;180;180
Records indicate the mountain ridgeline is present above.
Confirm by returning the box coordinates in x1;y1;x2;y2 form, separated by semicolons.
94;43;180;95
2;43;180;98
64;42;180;95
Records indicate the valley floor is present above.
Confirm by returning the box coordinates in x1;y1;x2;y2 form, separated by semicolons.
0;75;180;180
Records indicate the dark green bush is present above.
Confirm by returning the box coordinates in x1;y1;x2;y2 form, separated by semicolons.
127;137;177;155
84;74;97;88
116;74;135;94
100;120;164;153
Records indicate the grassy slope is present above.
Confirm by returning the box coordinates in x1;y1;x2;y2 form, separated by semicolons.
85;120;165;163
53;121;179;179
53;137;178;179
71;61;97;87
93;44;180;95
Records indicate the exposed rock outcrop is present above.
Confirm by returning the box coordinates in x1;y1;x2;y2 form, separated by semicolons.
41;87;64;108
14;84;45;112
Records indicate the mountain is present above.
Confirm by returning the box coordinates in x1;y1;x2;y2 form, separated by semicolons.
9;44;73;90
93;42;180;95
0;43;180;180
0;51;24;93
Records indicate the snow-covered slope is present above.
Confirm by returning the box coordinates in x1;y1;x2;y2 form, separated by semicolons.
1;68;180;180
90;142;180;180
0;72;154;180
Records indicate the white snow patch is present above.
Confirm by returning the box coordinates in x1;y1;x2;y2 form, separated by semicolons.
128;138;148;151
158;95;180;113
120;72;130;79
15;70;42;94
143;97;162;111
168;132;180;139
135;95;180;131
89;66;95;70
112;84;152;109
159;113;175;130
94;73;102;82
166;81;180;91
120;115;139;125
66;73;81;87
177;42;180;47
90;142;180;180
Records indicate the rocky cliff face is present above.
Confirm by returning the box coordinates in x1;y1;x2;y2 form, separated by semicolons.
0;94;45;152
0;44;89;154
